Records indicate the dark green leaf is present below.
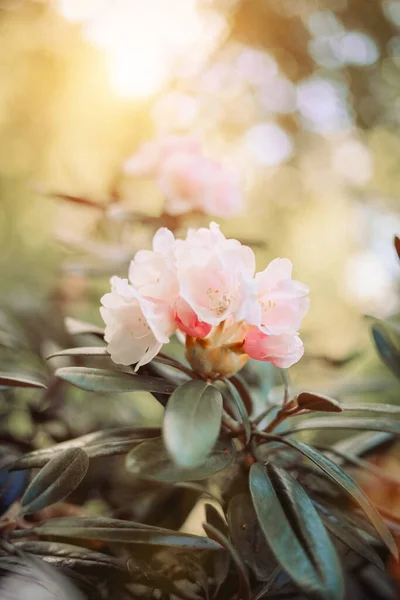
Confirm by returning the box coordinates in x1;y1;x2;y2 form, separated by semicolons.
12;427;161;470
14;541;128;572
20;448;89;515
250;462;344;600
203;522;250;600
126;437;235;482
284;416;400;435
0;372;46;389
296;391;342;413
371;323;400;379
316;511;384;570
47;347;108;360
224;378;251;442
26;516;222;550
163;381;223;467
56;367;176;394
267;437;398;559
205;503;228;535
65;317;105;337
228;493;276;581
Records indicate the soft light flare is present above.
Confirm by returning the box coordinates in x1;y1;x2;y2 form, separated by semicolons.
55;0;225;99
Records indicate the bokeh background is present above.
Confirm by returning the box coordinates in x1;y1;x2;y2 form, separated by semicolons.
1;0;400;421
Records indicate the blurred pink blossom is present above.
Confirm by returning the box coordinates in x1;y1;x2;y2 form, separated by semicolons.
124;136;243;218
124;136;201;177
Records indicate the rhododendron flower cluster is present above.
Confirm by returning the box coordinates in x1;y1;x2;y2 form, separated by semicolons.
124;136;243;218
100;223;309;376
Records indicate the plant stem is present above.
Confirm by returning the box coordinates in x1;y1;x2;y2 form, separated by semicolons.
155;353;201;379
230;374;253;416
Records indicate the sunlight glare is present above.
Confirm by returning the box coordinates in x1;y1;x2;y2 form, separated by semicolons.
55;0;224;99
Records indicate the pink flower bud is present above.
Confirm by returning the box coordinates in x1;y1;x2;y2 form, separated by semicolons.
174;297;212;338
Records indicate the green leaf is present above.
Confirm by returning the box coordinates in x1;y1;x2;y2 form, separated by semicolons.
20;448;89;515
205;503;228;536
65;317;105;337
332;431;395;457
250;463;343;600
316;509;384;570
228;494;276;581
12;427;161;470
163;381;223;467
203;522;250;600
0;372;47;389
340;402;400;415
126;437;235;482
266;436;398;559
56;367;176;395
296;391;342;413
47;347;108;360
26;517;221;550
284;416;400;435
224;378;251;442
371;323;400;379
15;541;128;572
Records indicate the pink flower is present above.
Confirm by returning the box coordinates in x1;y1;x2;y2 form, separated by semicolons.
160;152;243;218
175;223;256;326
129;227;179;305
244;328;304;368
100;224;309;373
245;258;310;336
129;227;212;338
124;136;244;218
100;277;175;369
124;136;201;177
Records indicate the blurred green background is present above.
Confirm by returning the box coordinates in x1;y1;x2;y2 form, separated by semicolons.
1;0;400;411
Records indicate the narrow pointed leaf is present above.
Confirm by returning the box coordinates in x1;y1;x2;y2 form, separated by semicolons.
296;392;342;413
47;347;108;360
340;402;400;415
224;378;251;442
266;436;398;559
205;503;228;536
15;541;129;572
284;416;400;435
250;463;344;600
20;448;89;515
371;323;400;379
332;431;395;457
12;427;160;470
163;381;223;467
26;517;221;550
317;513;384;570
0;373;46;389
228;494;276;581
56;367;176;394
203;522;250;600
126;437;235;482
